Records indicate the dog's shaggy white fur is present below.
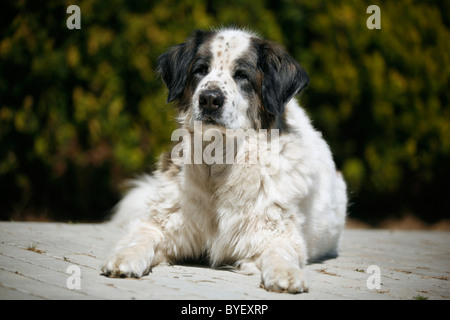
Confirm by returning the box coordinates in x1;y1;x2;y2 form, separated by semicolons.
102;28;347;293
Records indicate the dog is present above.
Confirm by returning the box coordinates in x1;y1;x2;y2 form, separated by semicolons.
102;28;347;293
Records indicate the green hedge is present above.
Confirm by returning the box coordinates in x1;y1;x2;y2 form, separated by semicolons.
1;0;449;222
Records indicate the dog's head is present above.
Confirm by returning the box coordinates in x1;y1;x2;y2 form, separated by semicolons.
157;28;309;131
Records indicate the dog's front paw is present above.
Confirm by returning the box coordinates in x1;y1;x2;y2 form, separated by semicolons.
102;247;152;278
261;265;309;293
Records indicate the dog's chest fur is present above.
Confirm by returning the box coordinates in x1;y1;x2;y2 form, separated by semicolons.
172;130;300;267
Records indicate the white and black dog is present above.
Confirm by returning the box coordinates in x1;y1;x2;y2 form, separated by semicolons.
102;28;347;293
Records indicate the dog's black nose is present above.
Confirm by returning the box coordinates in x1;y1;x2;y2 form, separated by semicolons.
199;90;224;111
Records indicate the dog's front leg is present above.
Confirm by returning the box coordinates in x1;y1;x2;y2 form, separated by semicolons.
102;219;164;278
259;237;309;293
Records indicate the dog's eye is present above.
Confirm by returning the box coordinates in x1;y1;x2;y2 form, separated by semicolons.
234;70;249;82
194;65;208;76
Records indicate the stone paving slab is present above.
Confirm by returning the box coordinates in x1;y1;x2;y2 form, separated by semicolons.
0;222;449;300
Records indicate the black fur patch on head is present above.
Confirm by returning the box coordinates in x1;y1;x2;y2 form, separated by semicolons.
253;38;309;116
157;30;216;109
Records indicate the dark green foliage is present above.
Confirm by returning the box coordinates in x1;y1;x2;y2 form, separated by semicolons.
1;0;449;222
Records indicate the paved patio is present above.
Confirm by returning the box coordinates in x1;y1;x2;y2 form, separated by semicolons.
0;221;449;300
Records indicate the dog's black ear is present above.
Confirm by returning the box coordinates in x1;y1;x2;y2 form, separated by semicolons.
157;30;210;103
257;40;309;115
